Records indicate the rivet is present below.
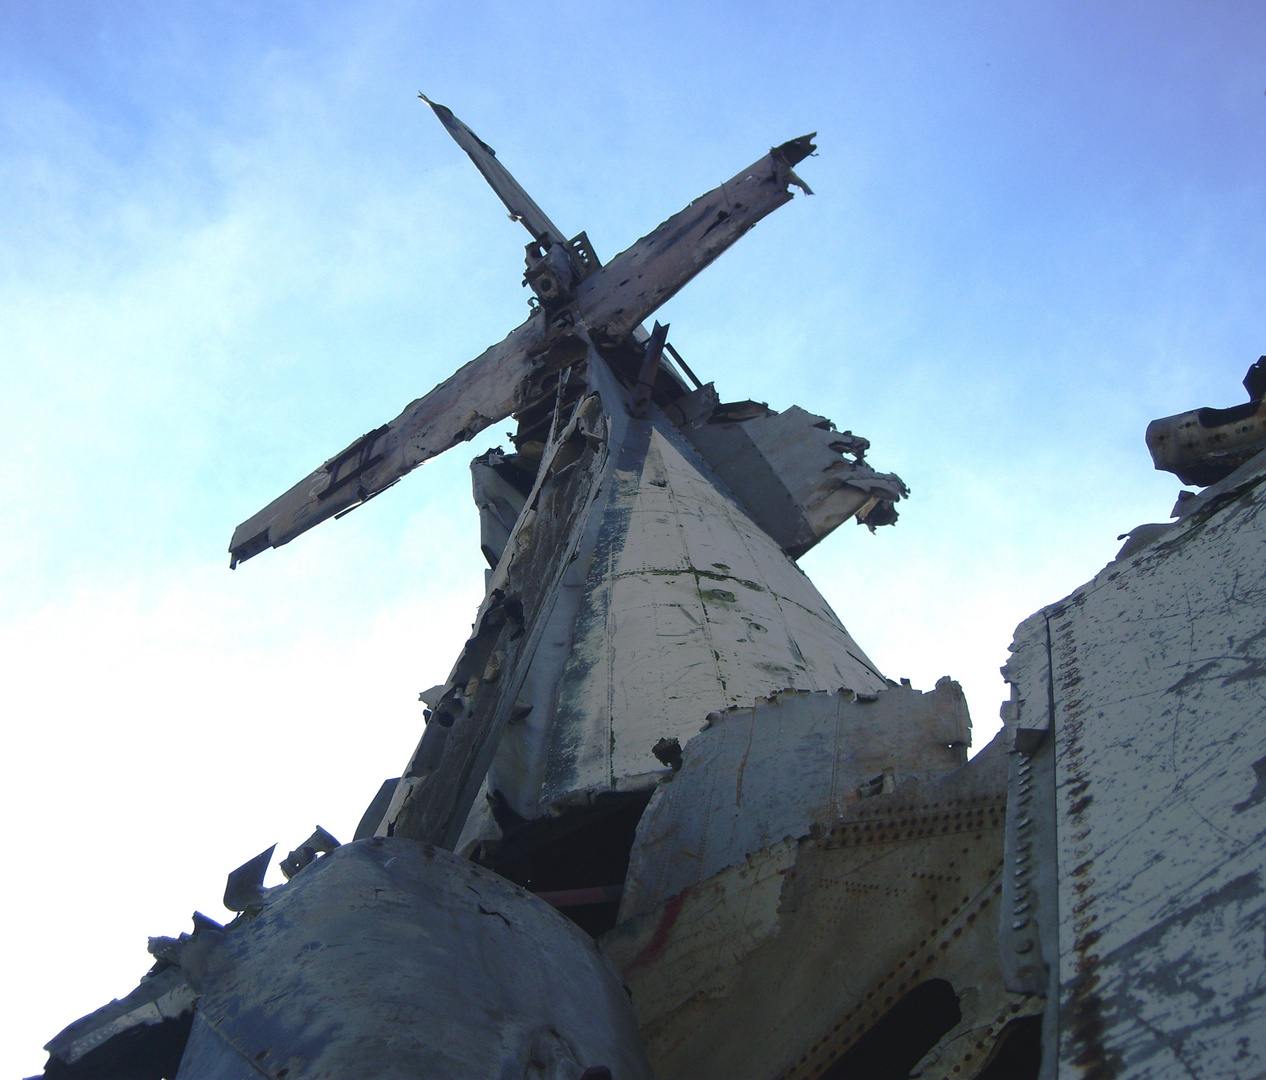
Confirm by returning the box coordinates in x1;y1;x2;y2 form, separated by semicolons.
1012;917;1030;931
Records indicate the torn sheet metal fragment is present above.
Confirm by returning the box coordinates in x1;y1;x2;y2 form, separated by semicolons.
471;447;531;567
385;387;614;848
620;679;971;920
41;966;196;1079
681;397;908;557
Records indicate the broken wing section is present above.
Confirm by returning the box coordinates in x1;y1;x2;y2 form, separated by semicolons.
675;390;909;558
228;316;549;567
577;135;816;343
420;95;569;248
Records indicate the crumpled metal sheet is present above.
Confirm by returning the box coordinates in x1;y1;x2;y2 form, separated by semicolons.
619;680;971;921
602;734;1037;1080
173;838;650;1080
1001;445;1266;1079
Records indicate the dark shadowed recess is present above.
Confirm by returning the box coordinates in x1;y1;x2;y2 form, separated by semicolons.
819;979;960;1080
476;790;654;937
975;1015;1043;1080
817;979;1043;1080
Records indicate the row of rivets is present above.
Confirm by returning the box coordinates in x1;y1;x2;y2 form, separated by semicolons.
1010;755;1038;955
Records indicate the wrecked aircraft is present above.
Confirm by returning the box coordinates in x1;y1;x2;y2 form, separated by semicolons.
36;99;1266;1080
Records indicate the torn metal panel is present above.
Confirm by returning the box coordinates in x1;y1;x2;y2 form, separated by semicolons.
682;398;908;557
471;448;531;567
384;385;613;849
172;838;650;1080
602;735;1034;1080
1002;445;1266;1079
619;680;971;920
41;966;195;1079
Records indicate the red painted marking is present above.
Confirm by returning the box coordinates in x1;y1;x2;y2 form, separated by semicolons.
533;884;623;908
624;890;689;973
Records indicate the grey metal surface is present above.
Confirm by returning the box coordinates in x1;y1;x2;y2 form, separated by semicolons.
619;680;971;921
1146;356;1266;487
603;733;1034;1080
684;402;908;557
420;95;570;249
1001;446;1266;1078
175;838;650;1080
535;404;892;811
387;348;898;839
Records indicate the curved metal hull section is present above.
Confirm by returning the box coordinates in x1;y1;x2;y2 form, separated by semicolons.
175;839;649;1080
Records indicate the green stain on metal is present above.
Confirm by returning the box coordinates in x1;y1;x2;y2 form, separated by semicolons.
700;588;738;604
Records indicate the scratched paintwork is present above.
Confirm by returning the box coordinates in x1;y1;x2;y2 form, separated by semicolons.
1002;448;1266;1079
685;403;908;557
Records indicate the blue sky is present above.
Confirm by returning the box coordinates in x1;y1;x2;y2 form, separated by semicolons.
3;2;1264;1071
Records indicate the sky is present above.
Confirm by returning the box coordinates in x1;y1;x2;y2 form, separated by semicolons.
2;1;1264;1073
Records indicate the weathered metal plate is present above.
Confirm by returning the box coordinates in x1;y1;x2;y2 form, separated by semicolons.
603;735;1036;1080
620;681;970;920
1001;448;1266;1078
174;838;650;1080
575;136;814;343
538;415;889;808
